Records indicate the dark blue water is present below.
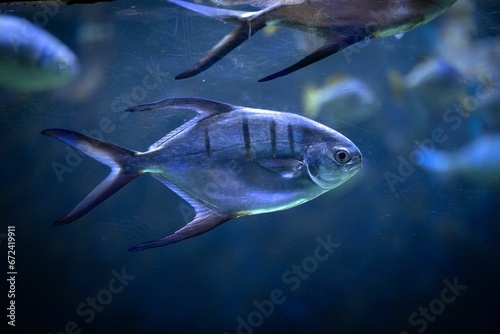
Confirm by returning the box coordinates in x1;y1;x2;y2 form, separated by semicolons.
2;0;500;333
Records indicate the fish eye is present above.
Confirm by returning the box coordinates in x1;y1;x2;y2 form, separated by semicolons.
58;58;69;70
334;149;351;163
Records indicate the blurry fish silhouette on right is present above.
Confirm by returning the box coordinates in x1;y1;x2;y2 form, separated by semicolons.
388;57;468;114
303;74;380;128
169;0;458;81
419;134;500;184
436;0;500;86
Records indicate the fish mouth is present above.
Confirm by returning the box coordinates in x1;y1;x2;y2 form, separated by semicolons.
345;153;362;171
346;162;362;171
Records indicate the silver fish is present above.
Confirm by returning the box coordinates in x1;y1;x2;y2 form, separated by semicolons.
168;0;457;81
0;14;80;91
42;98;362;251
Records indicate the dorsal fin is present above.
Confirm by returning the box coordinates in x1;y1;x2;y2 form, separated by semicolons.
125;98;236;150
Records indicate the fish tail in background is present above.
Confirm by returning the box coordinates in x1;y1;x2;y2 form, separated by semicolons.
41;129;141;226
169;0;268;79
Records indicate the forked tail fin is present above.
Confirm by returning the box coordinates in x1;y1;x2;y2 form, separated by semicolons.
42;129;141;226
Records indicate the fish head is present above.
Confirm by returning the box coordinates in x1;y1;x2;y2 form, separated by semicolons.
1;37;80;91
35;43;80;87
305;136;362;190
0;15;81;91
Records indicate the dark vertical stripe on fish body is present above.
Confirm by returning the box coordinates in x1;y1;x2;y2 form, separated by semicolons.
288;123;295;156
270;120;277;158
242;116;251;162
205;127;211;157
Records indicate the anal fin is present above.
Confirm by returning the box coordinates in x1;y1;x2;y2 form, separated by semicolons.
169;0;268;80
258;32;367;82
128;209;230;251
175;23;262;80
128;174;231;251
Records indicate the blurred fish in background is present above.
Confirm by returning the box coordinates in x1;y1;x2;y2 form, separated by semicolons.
433;0;500;134
388;57;468;114
0;14;80;91
436;0;500;87
475;87;500;129
438;0;500;133
419;134;500;184
383;0;500;154
302;74;380;128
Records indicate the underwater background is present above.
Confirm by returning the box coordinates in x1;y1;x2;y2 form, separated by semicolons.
2;0;500;333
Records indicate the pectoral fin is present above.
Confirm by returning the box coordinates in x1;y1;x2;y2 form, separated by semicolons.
257;158;306;179
128;174;231;251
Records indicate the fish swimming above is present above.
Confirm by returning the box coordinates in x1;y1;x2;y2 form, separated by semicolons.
42;98;362;251
168;0;457;81
0;14;80;91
